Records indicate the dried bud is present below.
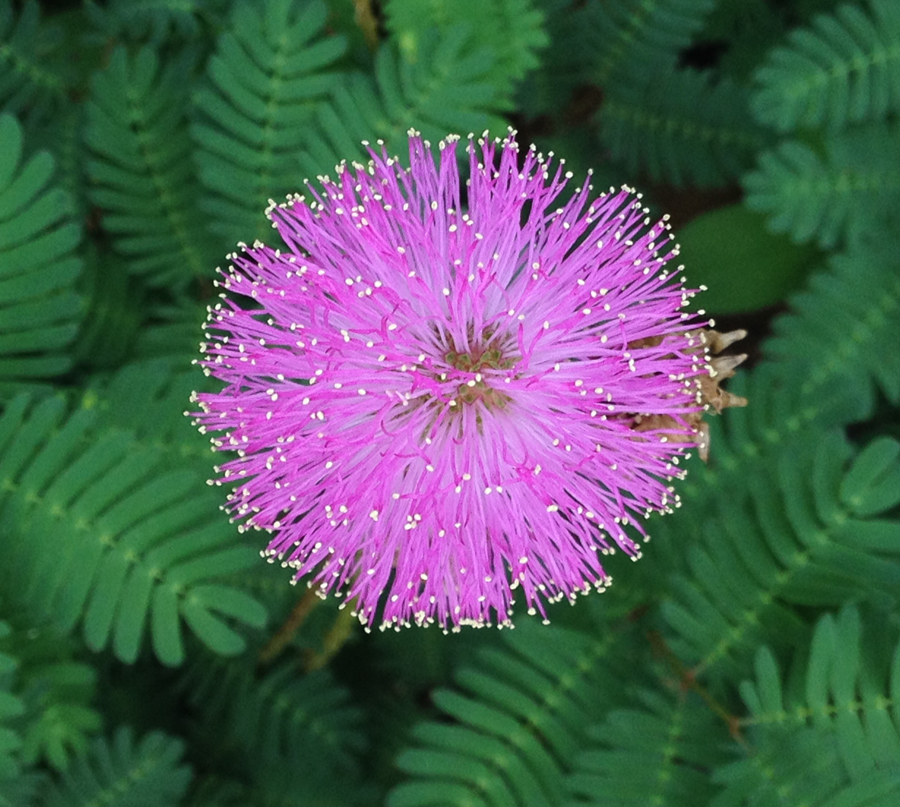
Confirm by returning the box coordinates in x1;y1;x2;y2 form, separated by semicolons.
633;328;748;462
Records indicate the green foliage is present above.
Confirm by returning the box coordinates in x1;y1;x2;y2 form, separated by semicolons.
8;627;101;772
0;390;267;667
186;657;368;805
130;301;209;364
675;229;900;526
28;105;91;219
568;689;733;807
743;123;900;248
712;605;900;806
1;0;899;804
751;0;900;133
0;620;24;800
299;26;508;178
41;727;192;807
514;0;591;117
740;606;900;774
764;234;900;409
599;69;770;187
664;432;900;679
712;726;900;807
0;1;68;122
387;621;628;807
384;0;548;105
16;662;99;774
193;0;347;244
675;204;821;313
697;0;786;79
84;0;229;45
85;45;216;288
70;247;143;372
191;659;365;773
0;113;83;397
585;0;716;86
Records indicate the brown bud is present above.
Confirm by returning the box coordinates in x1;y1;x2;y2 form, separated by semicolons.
689;328;748;459
630;328;748;462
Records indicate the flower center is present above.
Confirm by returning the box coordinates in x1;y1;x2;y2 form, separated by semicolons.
443;327;518;411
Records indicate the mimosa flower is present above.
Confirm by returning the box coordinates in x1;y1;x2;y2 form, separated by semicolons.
193;131;718;631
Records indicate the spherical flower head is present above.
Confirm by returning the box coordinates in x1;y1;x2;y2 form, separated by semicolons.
193;131;711;632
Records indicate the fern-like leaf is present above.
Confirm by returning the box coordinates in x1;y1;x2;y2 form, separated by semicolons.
585;0;716;87
86;359;210;455
0;113;84;397
298;26;507;178
7;626;102;772
0;394;267;666
85;45;216;287
0;0;68;122
0;620;24;800
27;104;91;219
186;658;366;802
388;620;629;807
742;123;900;248
568;689;732;806
384;0;548;104
71;247;144;372
42;727;192;807
17;664;100;774
514;0;592;117
712;725;900;807
222;663;364;776
599;69;771;187
764;234;900;407
84;0;229;45
673;229;900;526
697;0;786;80
192;0;347;244
132;301;207;364
752;0;900;132
662;432;900;680
734;605;900;789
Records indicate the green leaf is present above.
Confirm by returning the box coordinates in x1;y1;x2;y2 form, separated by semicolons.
712;728;851;807
150;584;183;667
184;656;366;804
3;626;101;774
839;437;900;516
664;430;900;680
738;606;900;787
0;1;69;122
599;70;771;188
0;383;266;667
678;203;821;312
389;622;627;807
765;234;900;409
0;113;83;397
192;0;347;244
743;124;900;249
85;46;216;288
384;0;547;105
181;600;246;656
586;0;716;86
84;0;225;44
298;26;508;178
568;690;732;807
42;727;192;807
0;621;23;790
752;0;900;132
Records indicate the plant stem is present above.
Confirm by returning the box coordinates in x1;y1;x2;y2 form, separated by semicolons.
258;589;321;666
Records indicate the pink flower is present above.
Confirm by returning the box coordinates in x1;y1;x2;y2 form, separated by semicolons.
193;131;710;631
